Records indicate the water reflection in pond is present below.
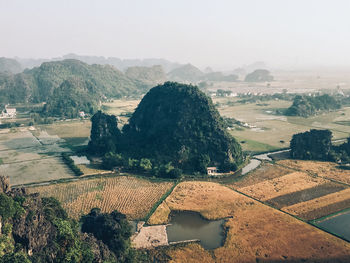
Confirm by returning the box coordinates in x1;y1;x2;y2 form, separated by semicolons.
315;210;350;241
166;211;225;249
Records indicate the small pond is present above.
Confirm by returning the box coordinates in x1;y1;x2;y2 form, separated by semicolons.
166;211;225;249
314;210;350;241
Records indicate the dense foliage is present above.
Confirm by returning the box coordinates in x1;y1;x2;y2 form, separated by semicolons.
244;69;273;82
89;82;243;174
88;110;122;154
0;179;140;263
0;59;148;105
61;153;84;176
290;129;350;163
81;208;137;262
285;94;341;117
290;129;333;160
42;78;99;118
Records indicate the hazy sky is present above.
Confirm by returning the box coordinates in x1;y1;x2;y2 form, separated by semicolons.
1;0;350;69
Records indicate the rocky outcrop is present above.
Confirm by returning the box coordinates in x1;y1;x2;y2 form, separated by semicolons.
0;176;10;193
11;193;57;256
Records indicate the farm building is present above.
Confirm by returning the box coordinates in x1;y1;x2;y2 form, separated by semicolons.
0;107;16;118
207;167;218;175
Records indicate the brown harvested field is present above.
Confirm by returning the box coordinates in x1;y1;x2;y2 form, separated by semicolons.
149;181;350;262
265;182;348;209
278;159;350;185
28;176;174;220
149;243;214;263
149;181;253;224
282;188;350;220
229;162;294;188
236;172;327;201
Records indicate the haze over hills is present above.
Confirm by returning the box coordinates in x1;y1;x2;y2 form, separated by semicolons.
0;59;150;104
0;57;22;74
14;54;182;73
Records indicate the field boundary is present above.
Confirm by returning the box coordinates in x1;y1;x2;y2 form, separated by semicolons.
143;181;179;223
224;184;350;244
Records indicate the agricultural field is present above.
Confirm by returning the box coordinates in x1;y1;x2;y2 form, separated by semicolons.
229;161;350;221
214;97;350;152
211;70;350;94
149;181;350;262
278;159;350;184
0;120;94;186
36;120;91;148
28;175;174;220
101;99;139;124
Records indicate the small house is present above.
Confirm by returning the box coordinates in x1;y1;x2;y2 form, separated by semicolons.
79;111;86;118
207;167;218;175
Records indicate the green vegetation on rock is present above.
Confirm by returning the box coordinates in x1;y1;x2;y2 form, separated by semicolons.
290;129;350;163
0;176;141;263
42;78;99;118
285;94;341;117
89;82;243;174
0;59;148;105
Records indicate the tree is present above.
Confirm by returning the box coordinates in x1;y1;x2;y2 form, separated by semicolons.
81;209;134;262
139;158;152;172
290;129;332;160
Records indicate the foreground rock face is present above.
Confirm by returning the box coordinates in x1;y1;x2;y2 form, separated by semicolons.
12;193;57;256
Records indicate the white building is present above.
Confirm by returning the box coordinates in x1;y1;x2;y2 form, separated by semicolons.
1;107;16;118
79;111;86;118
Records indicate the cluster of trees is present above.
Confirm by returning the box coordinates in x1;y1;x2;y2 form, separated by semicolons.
89;82;243;175
0;178;143;262
285;94;341;117
61;153;83;176
290;129;350;163
103;152;182;179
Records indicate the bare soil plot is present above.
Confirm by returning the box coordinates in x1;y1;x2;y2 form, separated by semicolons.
28;176;174;220
149;181;350;263
265;182;348;209
278;160;350;185
229;162;294;188
132;224;168;249
282;188;350;220
1;157;75;185
236;172;326;201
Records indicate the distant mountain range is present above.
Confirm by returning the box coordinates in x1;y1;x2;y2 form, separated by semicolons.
13;53;182;73
0;59;157;104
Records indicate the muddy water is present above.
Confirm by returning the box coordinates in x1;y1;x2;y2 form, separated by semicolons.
166;211;225;249
315;210;350;241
